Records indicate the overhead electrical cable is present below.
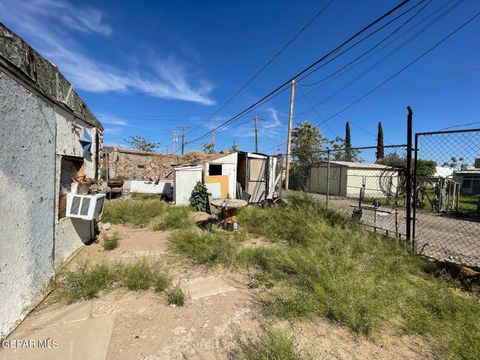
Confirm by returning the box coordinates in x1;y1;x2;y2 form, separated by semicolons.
297;0;465;117
185;0;335;137
264;9;480;153
186;0;414;145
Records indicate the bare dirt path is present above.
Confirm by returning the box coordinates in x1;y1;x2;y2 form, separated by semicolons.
1;225;433;359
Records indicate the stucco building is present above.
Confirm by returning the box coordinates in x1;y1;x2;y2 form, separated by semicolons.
0;23;103;338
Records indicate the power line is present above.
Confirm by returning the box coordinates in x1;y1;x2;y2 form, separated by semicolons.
439;122;480;130
186;0;414;145
297;0;465;118
298;0;433;87
264;9;480;152
185;0;335;137
313;10;480;128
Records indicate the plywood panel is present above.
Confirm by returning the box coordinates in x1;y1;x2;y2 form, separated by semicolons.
205;175;229;198
249;158;266;181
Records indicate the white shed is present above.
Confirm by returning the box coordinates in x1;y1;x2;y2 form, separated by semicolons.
204;152;238;198
173;165;203;205
309;161;399;198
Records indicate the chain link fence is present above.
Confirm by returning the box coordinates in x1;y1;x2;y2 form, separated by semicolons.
287;129;480;268
290;144;410;240
413;129;480;267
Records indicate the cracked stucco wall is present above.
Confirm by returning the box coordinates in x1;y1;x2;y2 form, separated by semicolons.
0;71;56;339
0;72;100;339
54;105;98;267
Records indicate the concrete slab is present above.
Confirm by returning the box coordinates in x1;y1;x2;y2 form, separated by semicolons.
0;315;115;360
15;302;93;333
185;276;235;300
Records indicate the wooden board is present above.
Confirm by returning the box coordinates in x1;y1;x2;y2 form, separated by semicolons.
205;175;229;198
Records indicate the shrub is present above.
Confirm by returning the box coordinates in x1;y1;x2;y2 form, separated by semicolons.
190;181;209;212
55;261;113;303
234;329;308;360
167;284;186;306
103;232;120;250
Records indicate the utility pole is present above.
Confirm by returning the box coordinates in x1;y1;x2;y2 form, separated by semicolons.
177;126;190;159
211;129;215;147
172;131;177;154
285;79;295;191
254;115;259;153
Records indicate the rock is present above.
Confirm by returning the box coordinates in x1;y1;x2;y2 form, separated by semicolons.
102;222;111;230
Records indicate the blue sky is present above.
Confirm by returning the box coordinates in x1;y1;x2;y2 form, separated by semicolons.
2;0;479;155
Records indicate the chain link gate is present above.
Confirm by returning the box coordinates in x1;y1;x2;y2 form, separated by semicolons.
413;128;480;267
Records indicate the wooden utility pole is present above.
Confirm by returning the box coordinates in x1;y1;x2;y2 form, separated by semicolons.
285;79;296;190
254;115;259;153
172;131;177;154
177;126;190;159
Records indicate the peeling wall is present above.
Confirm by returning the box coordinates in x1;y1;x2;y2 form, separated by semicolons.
0;71;56;339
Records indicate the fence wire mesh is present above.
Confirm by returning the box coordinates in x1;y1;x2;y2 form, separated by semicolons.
290;145;409;240
414;129;480;267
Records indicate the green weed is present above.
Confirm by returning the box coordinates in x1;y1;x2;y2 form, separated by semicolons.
103;232;120;250
170;229;245;267
152;206;194;231
103;199;168;226
54;260;170;303
234;328;308;360
167;284;186;306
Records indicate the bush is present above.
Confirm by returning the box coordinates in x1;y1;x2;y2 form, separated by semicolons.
190;181;209;211
103;232;120;250
55;262;113;303
167;284;186;306
234;329;308;360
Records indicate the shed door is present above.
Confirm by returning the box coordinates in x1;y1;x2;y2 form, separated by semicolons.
247;158;267;203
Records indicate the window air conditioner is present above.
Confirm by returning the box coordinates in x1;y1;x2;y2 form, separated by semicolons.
66;193;106;220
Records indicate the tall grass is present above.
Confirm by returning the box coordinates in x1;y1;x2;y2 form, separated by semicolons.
103;198;193;230
171;193;480;359
233;329;308;360
103;199;168;226
54;260;171;303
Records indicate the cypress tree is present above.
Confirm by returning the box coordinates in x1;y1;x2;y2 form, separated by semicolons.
345;121;352;161
376;121;384;162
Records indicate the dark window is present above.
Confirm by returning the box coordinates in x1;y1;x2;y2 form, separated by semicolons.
59;156;84;219
209;164;222;176
137;164;145;169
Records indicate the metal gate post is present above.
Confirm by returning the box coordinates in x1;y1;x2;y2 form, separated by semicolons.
405;106;413;245
412;132;419;252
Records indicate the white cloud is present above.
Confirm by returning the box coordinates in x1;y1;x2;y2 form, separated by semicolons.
0;0;215;105
99;115;128;126
104;128;123;135
233;107;284;138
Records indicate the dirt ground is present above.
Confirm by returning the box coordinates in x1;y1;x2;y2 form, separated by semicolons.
1;224;434;360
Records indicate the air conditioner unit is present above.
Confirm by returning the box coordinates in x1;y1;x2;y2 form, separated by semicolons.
66;193;106;220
